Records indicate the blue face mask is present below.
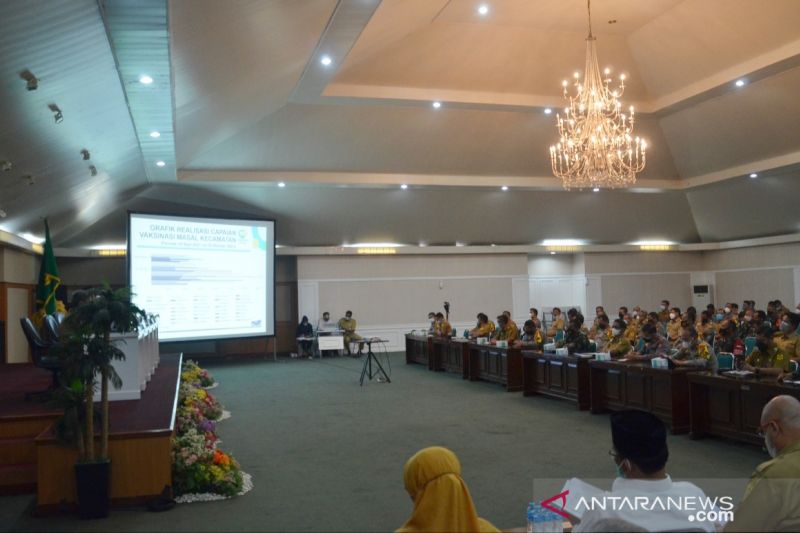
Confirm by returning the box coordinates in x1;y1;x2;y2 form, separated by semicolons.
715;313;724;321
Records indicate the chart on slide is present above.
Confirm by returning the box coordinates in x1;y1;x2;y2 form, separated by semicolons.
129;214;275;341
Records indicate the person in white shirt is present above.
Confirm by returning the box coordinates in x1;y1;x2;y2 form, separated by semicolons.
573;410;720;532
317;311;336;332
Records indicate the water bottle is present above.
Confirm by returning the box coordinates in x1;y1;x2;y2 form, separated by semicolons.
527;502;564;533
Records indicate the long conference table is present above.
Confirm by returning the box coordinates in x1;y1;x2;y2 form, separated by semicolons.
405;333;800;447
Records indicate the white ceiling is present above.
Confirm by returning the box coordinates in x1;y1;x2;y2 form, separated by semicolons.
1;0;799;249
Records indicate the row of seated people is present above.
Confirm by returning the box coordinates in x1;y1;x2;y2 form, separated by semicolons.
426;299;800;376
295;310;365;358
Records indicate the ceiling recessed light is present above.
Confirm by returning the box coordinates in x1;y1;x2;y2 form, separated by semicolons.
320;55;332;66
544;108;552;114
477;4;489;15
432;101;442;109
501;185;509;191
149;131;160;138
156;160;166;167
550;251;556;255
593;187;600;192
277;182;286;188
400;184;408;189
749;173;758;178
455;242;465;247
735;79;746;87
139;75;153;85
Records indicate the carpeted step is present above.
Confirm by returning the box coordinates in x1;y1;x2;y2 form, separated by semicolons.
0;436;37;466
0;463;36;495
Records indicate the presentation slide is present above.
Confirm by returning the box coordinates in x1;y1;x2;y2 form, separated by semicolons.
128;213;275;342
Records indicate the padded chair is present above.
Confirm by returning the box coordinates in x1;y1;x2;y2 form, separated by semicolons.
554;330;565;343
717;352;734;371
19;318;61;399
635;338;645;352
43;314;60;343
744;336;757;356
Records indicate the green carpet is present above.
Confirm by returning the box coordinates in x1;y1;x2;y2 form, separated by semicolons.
5;353;765;532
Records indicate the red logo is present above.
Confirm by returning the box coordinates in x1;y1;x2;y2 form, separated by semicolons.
541;489;570;520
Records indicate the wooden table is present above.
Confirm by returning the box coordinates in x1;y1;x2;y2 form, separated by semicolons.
405;334;433;369
688;372;800;446
522;351;592;410
589;359;701;434
468;343;523;392
431;337;470;378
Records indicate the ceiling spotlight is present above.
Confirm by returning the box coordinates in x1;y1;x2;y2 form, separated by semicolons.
550;251;556;255
320;55;332;66
89;165;98;176
400;184;408;189
501;185;509;191
432;101;442;109
139;75;153;85
544;108;552;114
156;160;166;167
81;149;90;160
749;173;758;178
1;160;12;172
735;79;746;87
477;4;489;15
277;182;286;188
149;131;161;138
48;104;63;123
593;187;600;192
19;69;38;91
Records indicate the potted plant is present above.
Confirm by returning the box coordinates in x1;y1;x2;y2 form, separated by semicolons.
54;284;146;519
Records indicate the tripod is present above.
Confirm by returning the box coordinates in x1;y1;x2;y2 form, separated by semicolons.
359;338;391;386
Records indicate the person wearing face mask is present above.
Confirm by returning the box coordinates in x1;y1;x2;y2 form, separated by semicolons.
516;319;543;349
644;312;667;339
528;307;542;330
606;319;632;358
432;312;452;338
775;312;800;359
724;303;740;325
546;307;565;338
589;313;610;340
491;314;518;343
574;410;715;533
630;323;670;360
724;395;800;532
743;324;788;378
714;319;739;353
666;307;682;343
657;300;670;324
670;327;715;369
623;314;639;344
592;315;613;350
737;309;756;338
618;306;628;321
557;318;590;354
426;312;437;334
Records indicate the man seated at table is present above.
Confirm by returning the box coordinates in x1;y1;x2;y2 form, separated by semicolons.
606;319;632;359
557;318;590;355
589;314;612;347
629;323;670;360
714;319;739;353
724;395;800;532
433;312;452;338
427;311;436;334
295;315;314;358
743;324;789;378
470;312;495;338
737;307;756;339
516;319;543;349
529;307;542;330
670;326;715;369
317;311;336;333
546;307;565;338
491;314;518;344
657;299;671;323
775;312;800;359
568;308;590;335
338;310;364;356
574;410;716;532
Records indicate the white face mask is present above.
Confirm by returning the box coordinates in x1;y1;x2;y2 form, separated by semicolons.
612;328;621;336
669;313;677;320
681;340;691;348
660;305;667;311
632;312;639;319
744;315;752;322
724;307;731;314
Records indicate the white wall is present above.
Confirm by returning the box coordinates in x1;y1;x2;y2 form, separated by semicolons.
1;248;36;364
298;254;529;350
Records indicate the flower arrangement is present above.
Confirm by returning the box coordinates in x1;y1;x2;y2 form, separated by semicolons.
172;360;247;499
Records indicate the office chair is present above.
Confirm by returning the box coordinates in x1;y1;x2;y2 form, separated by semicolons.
19;318;61;400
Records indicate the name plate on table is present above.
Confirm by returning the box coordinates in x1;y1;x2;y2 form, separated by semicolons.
555;347;569;356
593;352;611;361
496;340;509;348
543;342;556;352
476;337;489;345
318;336;344;350
651;357;669;369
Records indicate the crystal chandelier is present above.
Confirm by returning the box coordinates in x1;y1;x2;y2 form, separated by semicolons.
550;0;647;190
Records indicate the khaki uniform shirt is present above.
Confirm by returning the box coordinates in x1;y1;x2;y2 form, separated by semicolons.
546;316;565;337
472;321;495;337
774;332;800;359
658;309;670;323
338;317;357;333
745;345;789;371
606;335;632;358
667;319;682;342
434;320;452;337
725;441;800;532
493;323;519;342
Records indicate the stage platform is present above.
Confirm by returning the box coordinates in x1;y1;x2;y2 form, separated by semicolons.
0;353;182;511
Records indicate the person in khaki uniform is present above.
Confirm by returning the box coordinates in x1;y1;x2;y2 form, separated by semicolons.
491;314;518;343
433;312;452;338
657;300;671;324
775;312;800;359
338;310;364;356
744;324;789;378
516;320;543;349
666;307;682;344
606;319;632;358
725;395;800;532
670;327;715;370
546;307;565;338
469;313;495;338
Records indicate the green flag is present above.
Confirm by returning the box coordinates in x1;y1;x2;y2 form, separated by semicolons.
35;219;62;317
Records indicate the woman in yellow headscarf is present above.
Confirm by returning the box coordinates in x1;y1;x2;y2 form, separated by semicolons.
397;447;499;533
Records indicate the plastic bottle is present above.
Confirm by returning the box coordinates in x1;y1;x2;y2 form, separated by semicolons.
527;502;564;533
